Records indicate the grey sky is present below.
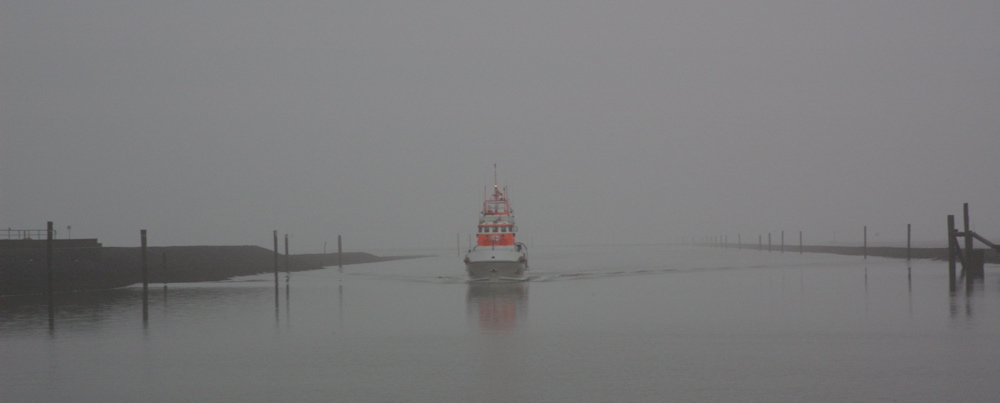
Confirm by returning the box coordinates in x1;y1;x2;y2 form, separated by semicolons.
2;1;998;251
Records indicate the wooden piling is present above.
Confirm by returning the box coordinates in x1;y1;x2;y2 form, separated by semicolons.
947;214;956;289
284;234;290;281
969;249;985;280
781;231;784;253
863;226;867;260
951;220;967;270
947;215;955;270
47;221;54;321
338;235;343;268
963;203;973;260
907;224;911;262
141;229;148;321
799;231;802;254
962;203;986;279
141;230;148;290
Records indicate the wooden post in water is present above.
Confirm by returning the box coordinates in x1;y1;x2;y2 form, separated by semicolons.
963;203;973;261
338;235;343;268
47;221;54;321
141;229;148;321
284;234;290;281
863;226;867;260
907;224;911;262
781;231;784;253
947;215;956;285
141;230;148;294
962;203;986;280
799;231;803;254
947;216;955;266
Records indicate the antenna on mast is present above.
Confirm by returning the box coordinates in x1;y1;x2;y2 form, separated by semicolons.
493;163;501;197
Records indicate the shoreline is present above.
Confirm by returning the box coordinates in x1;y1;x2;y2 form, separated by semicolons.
0;244;430;297
711;244;1000;264
4;242;995;297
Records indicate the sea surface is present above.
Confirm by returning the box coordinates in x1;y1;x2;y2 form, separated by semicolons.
2;244;999;402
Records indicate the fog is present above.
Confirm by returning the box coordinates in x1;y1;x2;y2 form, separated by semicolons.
3;1;998;251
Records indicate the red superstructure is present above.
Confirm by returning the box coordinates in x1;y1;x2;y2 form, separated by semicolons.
476;182;517;247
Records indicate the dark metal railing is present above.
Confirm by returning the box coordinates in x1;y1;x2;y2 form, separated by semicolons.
2;228;56;240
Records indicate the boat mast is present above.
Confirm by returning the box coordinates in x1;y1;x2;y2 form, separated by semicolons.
493;164;499;198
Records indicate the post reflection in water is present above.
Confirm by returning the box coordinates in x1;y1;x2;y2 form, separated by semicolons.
466;282;528;333
949;269;986;319
285;283;291;328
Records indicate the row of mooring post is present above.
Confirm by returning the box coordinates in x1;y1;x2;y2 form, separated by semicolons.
713;226;920;261
703;203;994;291
40;223;341;329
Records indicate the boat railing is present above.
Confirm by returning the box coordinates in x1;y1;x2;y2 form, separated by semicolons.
2;228;56;240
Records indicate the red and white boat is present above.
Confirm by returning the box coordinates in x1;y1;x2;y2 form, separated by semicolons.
463;167;528;281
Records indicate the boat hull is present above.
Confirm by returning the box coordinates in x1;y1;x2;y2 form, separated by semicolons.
464;247;527;281
465;260;527;281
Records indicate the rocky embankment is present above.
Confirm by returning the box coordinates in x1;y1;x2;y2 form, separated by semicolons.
1;243;420;296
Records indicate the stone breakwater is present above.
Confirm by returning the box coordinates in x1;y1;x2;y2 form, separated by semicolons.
1;242;421;296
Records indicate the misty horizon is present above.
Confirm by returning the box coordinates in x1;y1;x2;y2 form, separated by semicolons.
3;2;998;252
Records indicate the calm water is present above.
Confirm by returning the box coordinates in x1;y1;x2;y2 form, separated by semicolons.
2;245;999;402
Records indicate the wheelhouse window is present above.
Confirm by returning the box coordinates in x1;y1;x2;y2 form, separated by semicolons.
486;202;507;213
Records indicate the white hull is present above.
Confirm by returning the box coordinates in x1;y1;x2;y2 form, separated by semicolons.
466;261;527;281
465;247;527;281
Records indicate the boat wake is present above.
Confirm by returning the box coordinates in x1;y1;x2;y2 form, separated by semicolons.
526;266;747;282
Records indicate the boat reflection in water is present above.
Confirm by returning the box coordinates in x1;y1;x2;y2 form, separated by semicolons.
466;282;528;332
